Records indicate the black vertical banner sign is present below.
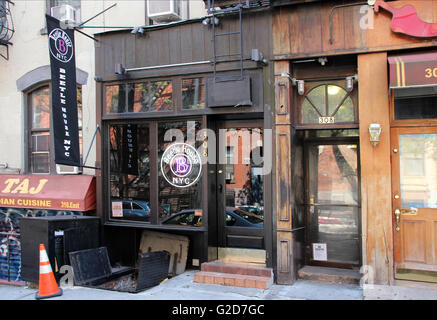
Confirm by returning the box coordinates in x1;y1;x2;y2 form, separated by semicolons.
46;15;81;167
122;124;139;175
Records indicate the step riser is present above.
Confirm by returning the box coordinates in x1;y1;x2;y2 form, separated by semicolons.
201;264;272;278
298;272;360;285
194;272;273;290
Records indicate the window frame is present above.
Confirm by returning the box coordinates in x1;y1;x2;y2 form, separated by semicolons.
295;80;359;130
25;82;83;174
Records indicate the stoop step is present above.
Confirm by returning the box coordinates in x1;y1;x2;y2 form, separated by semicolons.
194;261;273;289
298;265;361;284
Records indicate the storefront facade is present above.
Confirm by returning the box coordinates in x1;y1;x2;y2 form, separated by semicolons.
273;0;437;285
94;11;275;270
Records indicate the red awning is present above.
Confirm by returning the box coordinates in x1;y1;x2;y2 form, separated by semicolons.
0;174;96;211
388;51;437;88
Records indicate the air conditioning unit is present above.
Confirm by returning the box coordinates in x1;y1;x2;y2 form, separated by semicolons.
51;4;78;25
56;164;82;175
147;0;182;23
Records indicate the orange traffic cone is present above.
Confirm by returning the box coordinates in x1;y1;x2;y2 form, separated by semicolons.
35;243;63;300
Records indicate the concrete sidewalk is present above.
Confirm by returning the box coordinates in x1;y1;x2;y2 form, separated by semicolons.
0;270;363;300
0;270;436;300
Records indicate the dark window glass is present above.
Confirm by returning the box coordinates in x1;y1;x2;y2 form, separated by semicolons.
395;95;437;120
31;153;50;174
182;78;206;110
158;121;202;226
109;123;151;222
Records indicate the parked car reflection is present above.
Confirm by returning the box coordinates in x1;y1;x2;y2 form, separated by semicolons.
161;209;203;227
226;207;264;228
121;200;151;220
236;205;264;218
161;207;264;228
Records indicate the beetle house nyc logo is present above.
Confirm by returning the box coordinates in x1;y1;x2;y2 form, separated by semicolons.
161;143;202;188
49;28;74;63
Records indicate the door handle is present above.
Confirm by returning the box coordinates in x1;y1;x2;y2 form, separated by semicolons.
218;184;223;193
394;209;401;232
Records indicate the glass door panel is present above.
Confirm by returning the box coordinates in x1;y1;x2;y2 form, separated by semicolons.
307;143;360;266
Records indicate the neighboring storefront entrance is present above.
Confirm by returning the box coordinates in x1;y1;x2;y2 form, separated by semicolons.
391;127;437;282
305;139;361;269
388;51;437;283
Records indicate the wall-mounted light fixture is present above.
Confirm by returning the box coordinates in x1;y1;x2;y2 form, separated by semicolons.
202;16;219;26
346;74;358;92
369;122;382;147
115;63;125;75
280;72;305;95
318;57;328;66
131;27;145;35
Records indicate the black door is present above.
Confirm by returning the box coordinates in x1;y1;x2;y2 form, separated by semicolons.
215;120;265;249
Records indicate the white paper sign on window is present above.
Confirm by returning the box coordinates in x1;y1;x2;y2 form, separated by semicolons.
112;201;123;217
312;243;328;261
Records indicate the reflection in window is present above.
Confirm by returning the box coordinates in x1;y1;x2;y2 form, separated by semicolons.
224;128;264;223
106;81;173;114
182;78;205;109
105;84;126;114
310;144;358;205
400;134;437;208
161;210;203;227
109;124;151;222
301;84;354;124
158;121;202;225
129;83;149;112
150;81;173;111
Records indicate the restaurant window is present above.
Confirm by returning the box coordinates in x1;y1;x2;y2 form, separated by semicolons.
182;78;206;110
28;84;83;174
109;123;151;222
105;81;173;114
107;120;204;227
158;120;203;226
300;83;355;124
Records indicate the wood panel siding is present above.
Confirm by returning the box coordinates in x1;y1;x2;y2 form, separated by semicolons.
95;12;272;80
273;0;437;59
358;52;394;285
274;60;297;284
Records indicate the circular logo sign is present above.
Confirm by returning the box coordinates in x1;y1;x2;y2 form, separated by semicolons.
161;143;202;188
49;28;74;63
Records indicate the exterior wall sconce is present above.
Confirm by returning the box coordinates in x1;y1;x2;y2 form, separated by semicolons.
280;72;305;95
369;122;382;146
346;74;358;92
296;80;305;95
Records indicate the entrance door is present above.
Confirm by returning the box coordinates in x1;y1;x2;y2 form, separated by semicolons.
305;140;361;268
391;127;437;282
216;121;265;250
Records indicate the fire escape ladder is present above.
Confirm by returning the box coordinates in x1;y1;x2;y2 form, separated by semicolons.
208;0;250;82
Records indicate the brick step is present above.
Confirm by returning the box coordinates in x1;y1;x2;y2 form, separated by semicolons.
298;266;361;285
201;261;273;278
194;271;273;289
